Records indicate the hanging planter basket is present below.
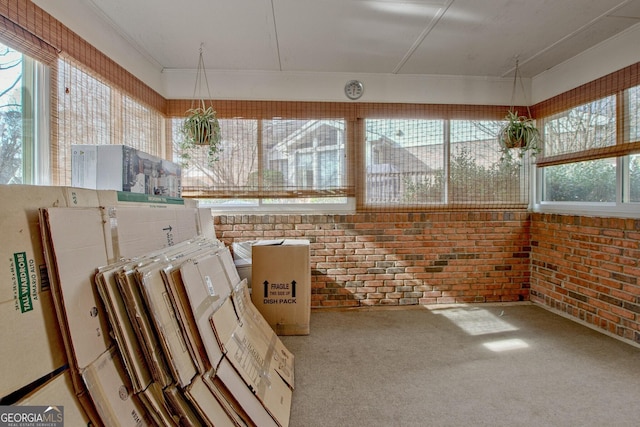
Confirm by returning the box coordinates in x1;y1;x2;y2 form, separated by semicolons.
498;60;541;158
182;105;221;147
499;110;540;151
179;45;222;166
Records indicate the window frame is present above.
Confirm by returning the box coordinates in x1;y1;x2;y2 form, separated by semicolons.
167;105;532;213
0;41;49;185
174;116;355;212
533;88;640;218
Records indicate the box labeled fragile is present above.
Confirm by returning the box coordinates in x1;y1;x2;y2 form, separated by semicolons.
251;239;310;335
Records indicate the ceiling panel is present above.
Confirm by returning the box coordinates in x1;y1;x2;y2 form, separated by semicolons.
396;0;637;77
273;0;446;73
87;0;281;71
38;0;640;80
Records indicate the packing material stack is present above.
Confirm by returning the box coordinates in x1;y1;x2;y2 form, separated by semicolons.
0;184;295;427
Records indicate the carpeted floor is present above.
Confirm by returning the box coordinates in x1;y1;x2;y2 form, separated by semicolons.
280;303;640;427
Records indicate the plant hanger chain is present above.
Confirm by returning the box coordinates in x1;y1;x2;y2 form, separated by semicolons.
509;59;533;119
191;43;214;111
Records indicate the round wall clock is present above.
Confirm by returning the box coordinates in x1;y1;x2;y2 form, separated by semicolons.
344;80;364;100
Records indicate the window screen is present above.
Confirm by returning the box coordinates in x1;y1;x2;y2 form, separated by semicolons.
176;118;348;200
55;55;165;185
364;119;530;209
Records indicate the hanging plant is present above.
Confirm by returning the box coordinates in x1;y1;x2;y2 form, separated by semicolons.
498;59;541;159
499;109;540;151
179;45;222;167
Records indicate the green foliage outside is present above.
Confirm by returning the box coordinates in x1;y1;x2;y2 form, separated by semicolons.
402;147;524;203
543;159;616;202
543;156;640;202
0;110;22;183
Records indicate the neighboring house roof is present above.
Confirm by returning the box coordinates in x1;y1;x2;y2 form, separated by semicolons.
368;136;433;174
273;119;345;153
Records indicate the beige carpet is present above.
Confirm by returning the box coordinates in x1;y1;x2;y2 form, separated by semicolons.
280;303;640;427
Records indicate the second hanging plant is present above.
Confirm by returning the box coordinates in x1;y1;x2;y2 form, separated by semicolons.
498;60;541;158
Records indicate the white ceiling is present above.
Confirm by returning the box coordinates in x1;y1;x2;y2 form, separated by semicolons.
34;0;640;102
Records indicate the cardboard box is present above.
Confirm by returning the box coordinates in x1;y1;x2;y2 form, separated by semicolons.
138;382;180;427
184;374;238;427
209;281;294;427
251;239;311;335
211;357;280;427
163;385;207;426
82;347;154;426
41;207;114;372
95;260;153;393
102;204;200;263
0;185;102;398
0;184;204;400
231;281;295;389
72;144;181;197
117;262;174;388
16;369;90;426
172;248;233;371
135;257;198;388
40;204;205;390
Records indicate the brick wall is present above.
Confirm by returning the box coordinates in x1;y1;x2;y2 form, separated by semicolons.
215;211;531;307
531;213;640;345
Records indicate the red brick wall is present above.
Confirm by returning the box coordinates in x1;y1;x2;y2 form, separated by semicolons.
215;211;531;307
531;213;640;345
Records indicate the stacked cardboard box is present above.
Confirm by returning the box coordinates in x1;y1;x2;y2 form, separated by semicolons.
62;233;294;426
0;185;206;412
1;184;295;426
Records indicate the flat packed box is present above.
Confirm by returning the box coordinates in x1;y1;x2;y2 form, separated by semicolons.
209;281;294;427
72;144;181;197
16;369;90;426
41;203;203;393
82;347;153;426
0;184;100;398
251;239;311;335
0;184;205;401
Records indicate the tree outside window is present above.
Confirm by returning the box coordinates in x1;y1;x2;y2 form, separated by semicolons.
0;43;23;184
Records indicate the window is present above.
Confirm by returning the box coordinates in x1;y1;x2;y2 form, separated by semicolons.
176;118;349;206
450;120;528;205
543;96;616;157
364;119;530;208
536;86;640;215
628;154;640;202
55;56;166;185
542;158;616;202
0;42;44;184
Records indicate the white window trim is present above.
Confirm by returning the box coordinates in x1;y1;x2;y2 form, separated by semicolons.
35;61;50;185
532;162;640;219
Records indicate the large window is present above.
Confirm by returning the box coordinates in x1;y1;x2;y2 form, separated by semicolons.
175;118;349;207
542;158;616;202
178;115;531;210
364;119;530;208
536;87;640;215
